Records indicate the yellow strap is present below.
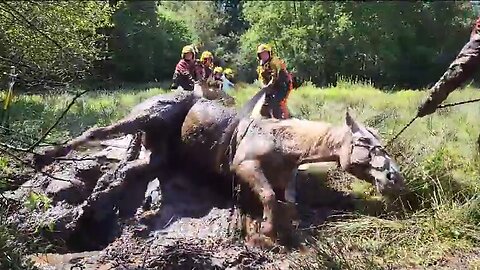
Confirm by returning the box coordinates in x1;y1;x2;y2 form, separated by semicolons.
3;88;13;111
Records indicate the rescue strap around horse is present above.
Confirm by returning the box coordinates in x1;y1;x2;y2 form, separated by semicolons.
227;118;255;167
225;118;255;239
386;97;480;148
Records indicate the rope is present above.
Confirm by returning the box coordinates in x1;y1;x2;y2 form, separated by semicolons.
386;97;480;148
386;117;417;149
436;97;480;109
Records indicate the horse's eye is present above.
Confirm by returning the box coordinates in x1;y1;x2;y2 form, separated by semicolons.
358;137;371;143
369;147;384;159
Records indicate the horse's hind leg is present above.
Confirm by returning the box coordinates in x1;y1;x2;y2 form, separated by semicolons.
34;113;150;169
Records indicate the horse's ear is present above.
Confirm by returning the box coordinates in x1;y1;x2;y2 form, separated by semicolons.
345;108;351;122
345;109;359;132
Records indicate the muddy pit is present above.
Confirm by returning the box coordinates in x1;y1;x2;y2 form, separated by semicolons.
3;135;358;270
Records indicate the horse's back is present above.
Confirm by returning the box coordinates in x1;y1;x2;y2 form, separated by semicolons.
180;98;237;174
129;90;198;118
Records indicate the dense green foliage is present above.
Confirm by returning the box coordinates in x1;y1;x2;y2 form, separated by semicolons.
0;1;113;88
110;1;192;82
0;1;478;90
240;2;474;88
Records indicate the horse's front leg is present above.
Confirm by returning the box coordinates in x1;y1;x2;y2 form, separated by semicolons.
284;168;299;204
234;159;276;238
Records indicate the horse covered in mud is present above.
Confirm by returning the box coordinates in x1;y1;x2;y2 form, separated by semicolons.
182;99;405;245
33;87;405;247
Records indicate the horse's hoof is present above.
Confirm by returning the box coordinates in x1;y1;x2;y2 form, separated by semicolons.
246;234;275;249
298;244;311;255
260;221;274;237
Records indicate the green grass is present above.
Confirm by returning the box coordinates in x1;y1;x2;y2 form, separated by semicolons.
1;80;480;269
0;86;168;147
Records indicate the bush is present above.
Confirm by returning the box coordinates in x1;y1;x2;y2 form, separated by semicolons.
0;208;37;270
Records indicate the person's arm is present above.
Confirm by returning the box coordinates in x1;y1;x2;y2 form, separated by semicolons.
417;33;480;117
271;58;291;90
256;66;266;87
173;60;196;90
193;62;208;82
175;60;190;75
257;66;276;93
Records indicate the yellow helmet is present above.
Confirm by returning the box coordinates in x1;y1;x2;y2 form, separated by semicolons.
224;68;234;76
213;66;223;74
200;51;213;62
181;45;195;58
257;43;272;58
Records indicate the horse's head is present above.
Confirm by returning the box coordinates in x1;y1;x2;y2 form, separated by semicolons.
341;111;405;196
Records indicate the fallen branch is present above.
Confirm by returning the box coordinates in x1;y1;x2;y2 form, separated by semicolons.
0;175;32;188
0;142;32;154
0;145;77;184
54;157;97;162
0;127;42;147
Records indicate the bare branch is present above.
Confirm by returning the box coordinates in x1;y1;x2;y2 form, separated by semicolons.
0;145;76;184
0;142;32;154
0;127;63;147
54;157;97;162
0;2;64;50
28;89;90;151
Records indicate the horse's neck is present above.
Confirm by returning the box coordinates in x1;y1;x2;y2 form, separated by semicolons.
297;121;350;165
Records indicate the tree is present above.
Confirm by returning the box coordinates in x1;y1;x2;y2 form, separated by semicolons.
0;1;114;89
159;1;247;70
238;1;474;89
110;1;193;83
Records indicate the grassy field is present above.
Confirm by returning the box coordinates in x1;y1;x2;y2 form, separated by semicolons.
1;81;480;269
